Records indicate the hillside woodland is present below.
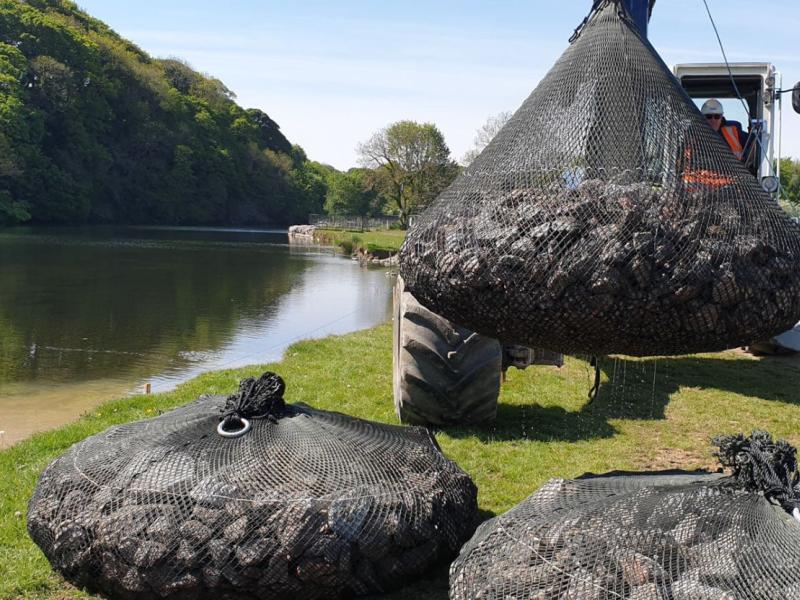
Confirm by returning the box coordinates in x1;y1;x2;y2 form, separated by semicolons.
0;0;331;226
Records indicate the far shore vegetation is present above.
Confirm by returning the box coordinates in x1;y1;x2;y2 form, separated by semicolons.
1;3;458;230
4;0;800;230
1;2;465;231
313;227;406;256
4;323;800;599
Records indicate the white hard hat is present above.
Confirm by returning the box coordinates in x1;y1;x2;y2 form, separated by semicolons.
701;99;724;116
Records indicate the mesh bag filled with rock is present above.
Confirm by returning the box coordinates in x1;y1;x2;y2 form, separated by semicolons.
399;0;800;357
28;372;478;599
450;431;800;600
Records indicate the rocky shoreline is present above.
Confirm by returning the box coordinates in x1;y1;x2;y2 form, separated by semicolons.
287;225;316;239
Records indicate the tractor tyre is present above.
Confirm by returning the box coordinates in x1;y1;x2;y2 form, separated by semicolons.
393;276;502;426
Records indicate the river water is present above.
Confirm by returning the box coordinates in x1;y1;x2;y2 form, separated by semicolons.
0;226;394;445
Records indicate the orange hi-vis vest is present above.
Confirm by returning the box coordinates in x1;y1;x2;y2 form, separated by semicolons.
720;125;745;161
682;147;735;187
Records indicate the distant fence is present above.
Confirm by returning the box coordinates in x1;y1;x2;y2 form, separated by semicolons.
309;214;401;231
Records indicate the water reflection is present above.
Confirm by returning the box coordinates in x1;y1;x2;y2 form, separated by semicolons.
150;255;394;390
0;227;394;444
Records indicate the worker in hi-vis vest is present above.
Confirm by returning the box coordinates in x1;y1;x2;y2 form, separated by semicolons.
701;98;748;162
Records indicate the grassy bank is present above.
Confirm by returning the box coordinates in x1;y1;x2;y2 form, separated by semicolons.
313;228;406;256
3;323;800;598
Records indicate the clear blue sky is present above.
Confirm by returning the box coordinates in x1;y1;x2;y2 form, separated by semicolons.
77;0;800;169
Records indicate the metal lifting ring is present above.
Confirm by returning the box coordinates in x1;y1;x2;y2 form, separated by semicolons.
217;417;251;438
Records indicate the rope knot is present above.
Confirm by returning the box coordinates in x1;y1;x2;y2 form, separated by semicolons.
713;430;800;514
219;372;286;434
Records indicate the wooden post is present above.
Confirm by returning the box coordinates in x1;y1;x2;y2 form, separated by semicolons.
145;383;151;394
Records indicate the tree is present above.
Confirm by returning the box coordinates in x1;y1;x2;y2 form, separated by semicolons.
28;55;75;107
324;169;377;216
0;0;330;227
461;110;512;166
0;190;30;225
160;58;199;95
357;120;457;225
246;108;291;154
288;159;329;222
779;157;800;205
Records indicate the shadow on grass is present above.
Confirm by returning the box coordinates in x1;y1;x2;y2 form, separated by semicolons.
595;354;800;419
451;401;619;443
445;353;800;444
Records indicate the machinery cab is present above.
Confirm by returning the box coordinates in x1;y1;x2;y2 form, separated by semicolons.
673;62;782;196
674;63;800;354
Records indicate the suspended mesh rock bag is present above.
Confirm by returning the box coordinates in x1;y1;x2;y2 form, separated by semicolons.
450;431;800;600
28;372;478;600
399;0;800;356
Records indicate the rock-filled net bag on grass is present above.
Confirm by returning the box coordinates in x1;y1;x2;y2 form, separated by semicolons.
450;431;800;600
27;372;478;600
399;0;800;356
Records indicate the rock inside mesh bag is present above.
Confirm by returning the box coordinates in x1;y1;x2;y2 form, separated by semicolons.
450;431;800;600
399;0;800;356
27;372;478;599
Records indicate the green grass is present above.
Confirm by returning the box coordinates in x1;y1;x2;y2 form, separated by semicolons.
314;228;406;256
3;323;800;598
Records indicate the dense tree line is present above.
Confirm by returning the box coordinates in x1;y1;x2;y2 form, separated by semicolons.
323;168;382;217
0;0;329;226
0;0;470;228
780;157;800;205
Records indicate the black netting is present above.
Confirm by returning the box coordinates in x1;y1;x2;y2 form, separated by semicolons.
450;432;800;600
28;372;478;599
399;0;800;356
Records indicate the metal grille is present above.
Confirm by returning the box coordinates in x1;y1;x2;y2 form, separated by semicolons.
28;376;478;599
399;0;800;356
450;472;800;600
308;214;400;231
